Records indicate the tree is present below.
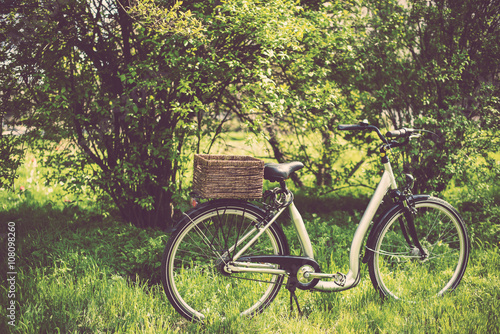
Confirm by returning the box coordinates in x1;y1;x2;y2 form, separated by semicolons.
354;0;500;192
3;0;497;229
1;0;323;228
222;2;374;190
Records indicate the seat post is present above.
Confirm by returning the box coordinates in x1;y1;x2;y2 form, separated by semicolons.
279;180;288;192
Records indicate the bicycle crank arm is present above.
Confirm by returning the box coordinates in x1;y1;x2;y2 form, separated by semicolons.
303;272;337;279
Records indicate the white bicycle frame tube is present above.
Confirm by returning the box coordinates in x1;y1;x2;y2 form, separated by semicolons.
232;205;288;261
313;164;396;291
229;161;399;292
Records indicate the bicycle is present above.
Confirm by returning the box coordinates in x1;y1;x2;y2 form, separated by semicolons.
161;122;470;322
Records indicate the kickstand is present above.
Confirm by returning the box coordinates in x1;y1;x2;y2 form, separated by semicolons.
286;280;303;317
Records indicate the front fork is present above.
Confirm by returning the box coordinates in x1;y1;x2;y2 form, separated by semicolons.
401;197;428;259
393;174;428;259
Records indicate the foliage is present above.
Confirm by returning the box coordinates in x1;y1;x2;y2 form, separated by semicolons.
0;17;26;190
129;0;203;36
221;1;375;190
356;0;500;192
1;0;499;230
443;153;500;246
0;135;24;190
1;0;326;228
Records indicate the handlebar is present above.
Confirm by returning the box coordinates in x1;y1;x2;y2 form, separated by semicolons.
338;122;388;144
338;121;430;147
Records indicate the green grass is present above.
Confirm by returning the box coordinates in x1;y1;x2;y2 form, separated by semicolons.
1;148;499;333
1;189;499;333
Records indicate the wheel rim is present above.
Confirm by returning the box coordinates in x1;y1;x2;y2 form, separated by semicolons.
373;202;468;300
166;208;285;320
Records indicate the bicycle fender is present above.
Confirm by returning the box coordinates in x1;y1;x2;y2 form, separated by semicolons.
362;194;431;264
166;200;214;234
167;199;267;234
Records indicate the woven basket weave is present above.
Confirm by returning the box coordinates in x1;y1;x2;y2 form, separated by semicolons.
193;154;265;199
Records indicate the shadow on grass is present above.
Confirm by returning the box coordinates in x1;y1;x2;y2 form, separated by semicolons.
1;200;167;286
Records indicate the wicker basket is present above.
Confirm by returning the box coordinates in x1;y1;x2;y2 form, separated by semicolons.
193;154;265;199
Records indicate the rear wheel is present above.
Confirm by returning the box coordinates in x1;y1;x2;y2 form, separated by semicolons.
368;197;470;300
162;200;289;321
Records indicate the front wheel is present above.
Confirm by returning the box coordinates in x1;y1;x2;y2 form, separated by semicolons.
368;197;470;301
162;200;289;322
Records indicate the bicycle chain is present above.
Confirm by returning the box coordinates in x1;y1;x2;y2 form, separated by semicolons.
226;274;287;286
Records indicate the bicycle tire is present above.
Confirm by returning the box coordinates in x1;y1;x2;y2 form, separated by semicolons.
368;197;470;300
162;199;289;322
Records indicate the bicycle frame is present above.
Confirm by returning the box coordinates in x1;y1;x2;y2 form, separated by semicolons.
228;159;399;292
314;160;397;291
164;123;471;322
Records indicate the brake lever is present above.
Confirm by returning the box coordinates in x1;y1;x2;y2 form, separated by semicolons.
409;133;422;140
386;137;409;149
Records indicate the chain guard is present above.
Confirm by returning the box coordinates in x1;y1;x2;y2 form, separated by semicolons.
237;255;321;290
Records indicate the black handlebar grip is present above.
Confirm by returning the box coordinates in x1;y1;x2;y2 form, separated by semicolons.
386;128;414;138
386;129;406;137
338;124;366;131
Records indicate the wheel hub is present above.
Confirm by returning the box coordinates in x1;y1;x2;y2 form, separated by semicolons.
410;246;429;262
215;256;232;276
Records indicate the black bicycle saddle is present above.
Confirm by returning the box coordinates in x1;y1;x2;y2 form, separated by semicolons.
264;162;304;182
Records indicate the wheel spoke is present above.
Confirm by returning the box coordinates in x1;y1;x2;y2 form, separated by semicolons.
162;203;287;321
369;199;469;301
